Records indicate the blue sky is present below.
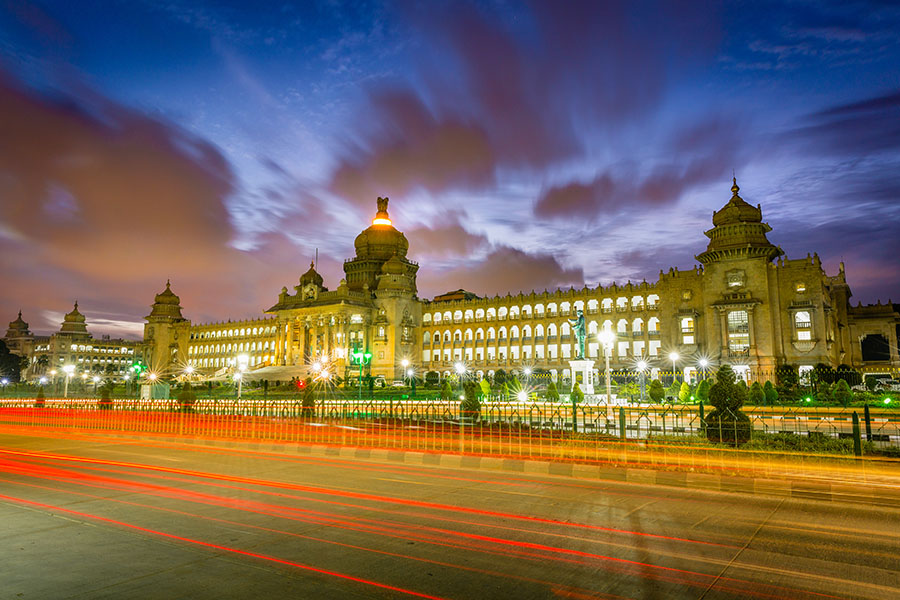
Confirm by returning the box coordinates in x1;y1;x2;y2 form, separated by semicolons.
1;0;899;338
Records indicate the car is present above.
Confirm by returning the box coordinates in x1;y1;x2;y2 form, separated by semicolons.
390;380;405;387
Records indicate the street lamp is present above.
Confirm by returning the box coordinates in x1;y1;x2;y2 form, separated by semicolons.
698;358;709;381
62;365;75;398
352;350;373;401
454;362;466;396
597;330;615;420
636;360;648;403
236;354;249;399
92;375;100;395
669;351;680;386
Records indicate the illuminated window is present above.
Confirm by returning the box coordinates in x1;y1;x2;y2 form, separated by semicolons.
796;282;806;293
727;310;749;353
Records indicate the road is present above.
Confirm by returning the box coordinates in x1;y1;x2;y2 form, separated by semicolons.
1;432;898;599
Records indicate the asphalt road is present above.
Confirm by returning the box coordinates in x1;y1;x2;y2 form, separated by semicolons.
1;432;898;599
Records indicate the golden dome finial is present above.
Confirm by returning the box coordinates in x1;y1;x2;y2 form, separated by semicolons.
731;176;739;196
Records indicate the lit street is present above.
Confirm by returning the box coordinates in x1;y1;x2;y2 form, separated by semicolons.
1;432;898;599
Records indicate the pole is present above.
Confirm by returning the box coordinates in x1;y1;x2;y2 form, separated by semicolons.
863;403;872;442
64;375;70;398
358;361;363;402
851;411;862;457
605;349;612;421
618;406;626;441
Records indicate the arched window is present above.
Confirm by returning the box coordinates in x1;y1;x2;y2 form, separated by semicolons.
617;319;628;333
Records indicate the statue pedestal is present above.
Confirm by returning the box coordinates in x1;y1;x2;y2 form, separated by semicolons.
568;359;595;395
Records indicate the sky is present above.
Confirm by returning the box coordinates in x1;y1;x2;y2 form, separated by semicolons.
1;0;899;339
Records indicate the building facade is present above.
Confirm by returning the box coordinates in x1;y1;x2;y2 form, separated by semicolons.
6;183;900;385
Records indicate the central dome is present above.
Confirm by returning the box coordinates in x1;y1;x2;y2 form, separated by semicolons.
353;197;409;260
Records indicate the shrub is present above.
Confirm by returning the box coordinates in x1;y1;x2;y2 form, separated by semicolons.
35;387;45;408
678;381;692;403
494;369;507;388
546;380;560;402
440;379;454;401
749;381;765;406
696;379;710;403
177;382;196;411
764;380;778;405
479;378;492;398
706;365;751;445
425;371;440;388
301;377;315;417
832;379;852;407
98;383;114;410
461;380;480;419
571;383;584;404
648;379;664;404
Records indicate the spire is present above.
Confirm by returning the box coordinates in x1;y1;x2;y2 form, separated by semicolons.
731;176;739;196
166;279;171;288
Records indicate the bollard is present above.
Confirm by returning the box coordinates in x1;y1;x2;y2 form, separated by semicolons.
863;404;872;442
851;411;862;457
698;401;706;436
571;398;578;434
618;406;626;441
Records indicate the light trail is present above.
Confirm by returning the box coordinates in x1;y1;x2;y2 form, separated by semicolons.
0;493;449;600
0;447;727;547
0;454;868;599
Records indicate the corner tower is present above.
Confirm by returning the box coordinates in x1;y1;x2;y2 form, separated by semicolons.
143;281;190;373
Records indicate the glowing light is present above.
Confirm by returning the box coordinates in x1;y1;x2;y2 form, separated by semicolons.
454;362;465;375
148;372;158;382
804;397;812;402
233;373;242;382
516;391;526;402
372;217;392;226
401;359;409;368
237;354;249;371
406;369;413;377
669;352;679;362
184;365;195;375
92;376;100;383
523;368;531;376
885;398;892;405
50;369;57;376
597;329;614;347
312;362;322;373
699;359;709;368
0;378;7;385
458;395;464;401
637;361;647;371
39;377;48;385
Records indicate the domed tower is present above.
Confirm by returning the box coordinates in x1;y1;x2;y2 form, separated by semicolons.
143;281;190;373
58;302;90;340
296;261;326;301
3;311;34;358
696;179;783;265
345;197;418;293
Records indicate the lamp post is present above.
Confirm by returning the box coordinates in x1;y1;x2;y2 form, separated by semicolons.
669;351;680;386
50;369;57;395
62;365;75;398
598;330;614;421
236;354;249;399
637;360;647;403
92;375;100;395
401;358;409;386
454;362;466;398
352;350;373;401
698;358;709;382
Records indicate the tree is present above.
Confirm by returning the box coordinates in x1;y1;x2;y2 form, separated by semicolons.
764;380;779;405
570;383;584;404
440;379;454;401
34;386;45;408
678;381;692;403
98;382;114;410
0;340;24;383
666;378;681;403
461;380;480;419
511;375;522;394
35;354;50;375
748;381;765;406
696;379;711;404
648;379;664;404
500;381;509;400
479;378;492;399
546;380;560;402
425;371;440;388
177;382;197;411
621;381;640;402
865;376;879;392
832;379;852;407
494;369;507;389
813;363;836;385
706;365;752;445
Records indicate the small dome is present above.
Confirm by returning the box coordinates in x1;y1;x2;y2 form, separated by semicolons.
147;281;185;321
381;254;406;275
8;310;29;332
712;178;762;226
60;301;89;335
299;261;324;287
153;280;181;305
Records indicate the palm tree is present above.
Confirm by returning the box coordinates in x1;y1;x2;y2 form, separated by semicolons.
35;354;50;375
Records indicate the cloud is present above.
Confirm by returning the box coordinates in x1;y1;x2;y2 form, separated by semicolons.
534;118;742;222
331;90;495;207
330;0;723;205
405;211;491;260
417;245;584;299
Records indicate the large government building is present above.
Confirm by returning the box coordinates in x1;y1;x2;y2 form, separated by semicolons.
7;181;900;385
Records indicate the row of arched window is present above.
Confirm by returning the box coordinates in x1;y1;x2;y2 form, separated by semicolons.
423;296;661;324
189;340;273;355
423;318;661;345
190;325;277;340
